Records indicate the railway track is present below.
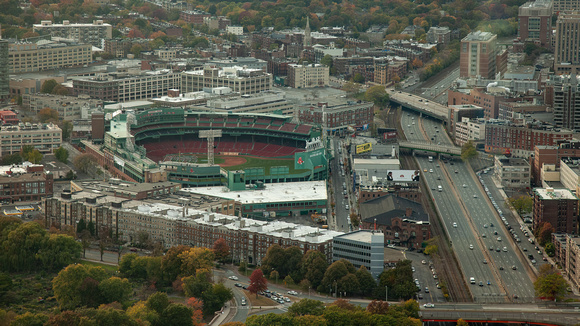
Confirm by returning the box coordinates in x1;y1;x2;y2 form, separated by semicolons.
388;107;471;302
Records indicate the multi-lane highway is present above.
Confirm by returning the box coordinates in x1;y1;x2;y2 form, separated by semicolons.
401;111;535;302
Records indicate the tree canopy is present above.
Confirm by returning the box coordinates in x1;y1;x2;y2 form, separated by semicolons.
534;264;568;301
508;195;533;216
461;140;478;161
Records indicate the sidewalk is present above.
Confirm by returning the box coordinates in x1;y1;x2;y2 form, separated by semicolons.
208;301;235;326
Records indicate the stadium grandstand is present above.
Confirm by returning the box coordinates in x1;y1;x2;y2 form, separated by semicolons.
82;108;328;187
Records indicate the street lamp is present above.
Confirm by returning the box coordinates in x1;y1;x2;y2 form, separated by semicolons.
385;285;388;302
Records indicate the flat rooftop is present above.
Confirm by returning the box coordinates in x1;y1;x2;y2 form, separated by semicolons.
183;181;327;204
535;188;577;200
334;230;384;244
463;31;495;42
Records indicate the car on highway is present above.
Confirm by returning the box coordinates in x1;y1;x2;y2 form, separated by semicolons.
452;222;457;228
229;276;239;280
287;290;298;295
423;303;435;308
425;287;429;293
463;184;467;188
479;281;483;287
241;298;246;306
487;280;491;285
417;293;423;299
503;247;508;252
512;265;517;270
429;169;433;173
234;283;242;287
499;266;504;270
345;204;349;210
469;244;474;250
482;233;486;238
497;237;502;241
483;259;487;264
473;194;477;198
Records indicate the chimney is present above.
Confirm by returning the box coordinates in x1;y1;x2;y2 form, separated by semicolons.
405;207;413;217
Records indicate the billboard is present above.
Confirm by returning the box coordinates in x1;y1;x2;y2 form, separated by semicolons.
356;143;372;154
386;170;421;182
295;148;327;170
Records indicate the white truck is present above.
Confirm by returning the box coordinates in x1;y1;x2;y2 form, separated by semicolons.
428;156;433;162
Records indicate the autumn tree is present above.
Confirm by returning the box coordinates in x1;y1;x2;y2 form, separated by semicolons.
261;245;303;279
21;145;43;164
38;108;59;123
161;245;190;282
98;276;132;304
508;195;533;216
178;247;215;276
375;260;417;300
366;300;389;314
187;297;204;326
534;264;568;301
52;264;109;309
73;153;98;174
248;269;268;298
212;238;230;263
270;270;279;284
300;250;328;289
457;318;469;326
342;81;361;97
287;298;325;316
538;222;555;246
461;140;478;161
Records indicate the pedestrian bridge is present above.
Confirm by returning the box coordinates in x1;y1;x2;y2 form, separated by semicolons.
399;140;461;156
388;89;449;122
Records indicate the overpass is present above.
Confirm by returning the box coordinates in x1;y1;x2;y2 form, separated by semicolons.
420;305;580;325
388;89;449;122
399;140;461;156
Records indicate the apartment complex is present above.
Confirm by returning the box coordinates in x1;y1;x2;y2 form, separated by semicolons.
561;159;580;195
565;234;580;292
43;184;342;262
554;0;580;10
23;94;103;120
287;63;330;88
33;20;113;48
533;187;579;234
551;74;580;130
532;141;580;185
460;31;498;79
8;40;91;73
485;121;573;157
332;230;385;278
0;123;62;156
179;10;211;25
181;66;272;95
73;71;180;102
0;164;53;204
0;39;8;101
554;12;580;74
454;117;486;146
518;0;553;48
494;156;531;189
297;101;373;130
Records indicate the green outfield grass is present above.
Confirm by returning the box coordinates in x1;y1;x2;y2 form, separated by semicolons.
195;154;310;176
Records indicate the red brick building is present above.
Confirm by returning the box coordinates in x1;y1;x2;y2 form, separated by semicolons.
0;110;18;125
0;165;53;204
531;141;580;185
485;122;573;156
179;10;211;25
448;88;511;119
533;187;579;234
297;101;373;130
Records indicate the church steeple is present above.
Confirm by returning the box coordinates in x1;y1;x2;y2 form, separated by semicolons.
304;16;312;47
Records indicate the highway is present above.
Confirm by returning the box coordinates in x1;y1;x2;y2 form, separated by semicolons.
421;118;536;301
401;111;537;303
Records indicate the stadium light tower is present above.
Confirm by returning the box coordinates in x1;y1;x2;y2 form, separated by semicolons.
199;129;222;166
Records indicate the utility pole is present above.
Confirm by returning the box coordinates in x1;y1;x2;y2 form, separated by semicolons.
385;285;388;302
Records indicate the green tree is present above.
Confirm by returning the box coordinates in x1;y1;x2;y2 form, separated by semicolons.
424;244;438;256
508;195;533;216
127;301;159;325
545;242;555;257
342;81;361;97
0;273;13;305
161;303;193;326
74;154;98;174
284;275;294;285
9;312;48;326
52;264;109;309
93;307;140;326
353;73;365;83
461;140;478;161
77;219;87;234
248;269;268;299
534;264;568;301
0;221;46;272
270;270;280;283
375;260;417;300
200;283;233;317
320;54;333;68
287;298;325;316
87;220;95;236
61;121;73;140
320;259;356;294
146;292;170;315
161;245;190;283
301;250;328;289
246;313;295;326
364;85;390;109
261;245;303;279
356;266;377;296
40;79;59;94
182;269;212;298
0;153;23;165
99;277;132;304
55;147;69;163
36;233;82;272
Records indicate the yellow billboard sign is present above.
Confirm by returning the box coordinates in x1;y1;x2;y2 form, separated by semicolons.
356;143;372;154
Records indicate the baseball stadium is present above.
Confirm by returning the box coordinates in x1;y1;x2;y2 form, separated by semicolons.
87;108;329;187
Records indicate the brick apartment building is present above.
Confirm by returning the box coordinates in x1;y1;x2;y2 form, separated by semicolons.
484;121;573;157
297;101;373;130
518;0;553;48
0;164;53;204
533;187;579;234
448;87;511;119
531;141;580;185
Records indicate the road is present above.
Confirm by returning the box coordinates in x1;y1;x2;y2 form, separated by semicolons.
411;65;460;105
331;137;354;232
401;111;535;303
404;250;447;304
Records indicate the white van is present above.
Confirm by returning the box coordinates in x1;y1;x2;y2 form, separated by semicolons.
470;277;475;284
438;185;443;192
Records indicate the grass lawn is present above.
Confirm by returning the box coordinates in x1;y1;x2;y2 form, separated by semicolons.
81;260;118;274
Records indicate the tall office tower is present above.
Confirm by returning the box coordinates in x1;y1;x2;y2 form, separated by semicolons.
554;12;580;74
518;0;553;48
460;31;498;79
552;74;580;129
